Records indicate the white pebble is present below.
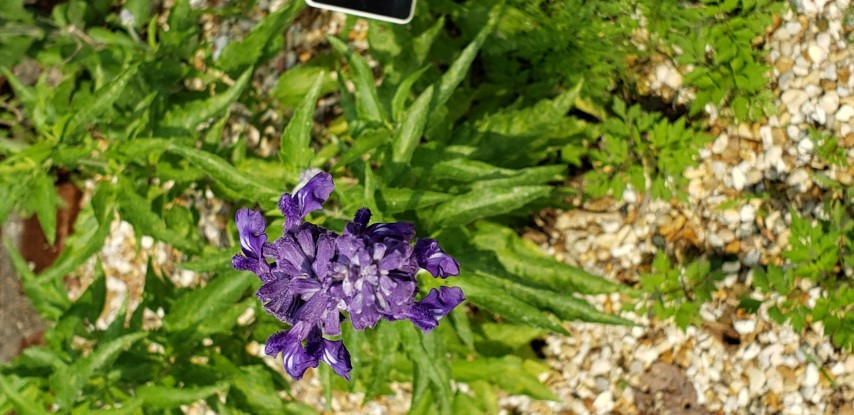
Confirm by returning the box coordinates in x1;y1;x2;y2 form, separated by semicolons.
733;319;756;335
740;204;756;222
804;364;820;387
836;105;854;122
732;168;747;191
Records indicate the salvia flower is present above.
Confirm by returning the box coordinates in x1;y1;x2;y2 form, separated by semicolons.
232;172;464;381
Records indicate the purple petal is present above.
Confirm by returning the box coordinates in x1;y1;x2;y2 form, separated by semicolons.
414;239;460;278
257;278;301;323
312;233;336;279
265;325;318;380
232;254;260;274
365;222;415;243
345;208;372;235
405;286;465;332
319;339;352;380
280;173;334;230
236;209;267;259
303;327;352;380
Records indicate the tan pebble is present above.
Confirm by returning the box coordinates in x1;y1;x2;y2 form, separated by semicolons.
775;57;794;72
820;80;836;91
843;134;854;147
724;240;741;254
765;392;782;410
737;123;753;139
838;67;851;84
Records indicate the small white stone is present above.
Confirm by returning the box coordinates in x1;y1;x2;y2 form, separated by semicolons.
712;133;729;154
759;125;773;147
786;124;801;140
785;21;802;37
732;168;747;191
819;91;840;114
589;359;611;376
821;63;838;80
733;319;756;335
721;209;741;224
797;137;814;155
739;204;756;222
782;89;809;112
836;105;854;122
592;391;614;414
140;235;154;249
804;363;820;387
805;83;823;98
807;43;827;65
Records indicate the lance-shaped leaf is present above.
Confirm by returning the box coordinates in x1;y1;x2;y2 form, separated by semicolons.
49;332;146;409
65;64;139;138
430;185;551;228
161;68;252;132
328;36;385;123
280;72;325;173
163;141;280;201
454;276;568;334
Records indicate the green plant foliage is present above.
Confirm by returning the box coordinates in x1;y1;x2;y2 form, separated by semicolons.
644;0;783;120
639;253;724;329
579;99;712;200
749;201;854;351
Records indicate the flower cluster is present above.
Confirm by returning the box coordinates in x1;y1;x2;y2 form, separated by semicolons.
232;172;464;380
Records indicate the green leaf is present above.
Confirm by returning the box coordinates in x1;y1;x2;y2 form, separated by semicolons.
83;398;144;415
280;71;325;173
163;141;280;201
334;128;391;168
433;17;496;109
365;322;401;401
37;183;116;285
136;383;228;409
66;259;107;323
376;187;454;214
455;276;568;334
224;364;288;412
217;2;302;76
0;375;46;415
161;68;253;132
390;85;433;167
50;332;146;409
274;64;337;108
163;270;254;335
474;271;634;326
391;66;429;122
177;249;234;273
328;36;385;123
118;183;200;253
430;185;551;228
30;172;60;245
65;64;139;138
470;222;630;295
3;237;70;320
400;324;452;415
452;356;557;401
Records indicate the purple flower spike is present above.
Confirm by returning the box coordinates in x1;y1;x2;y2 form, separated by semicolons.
414;239;460;278
234;170;464;382
279;172;334;230
405;286;466;332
